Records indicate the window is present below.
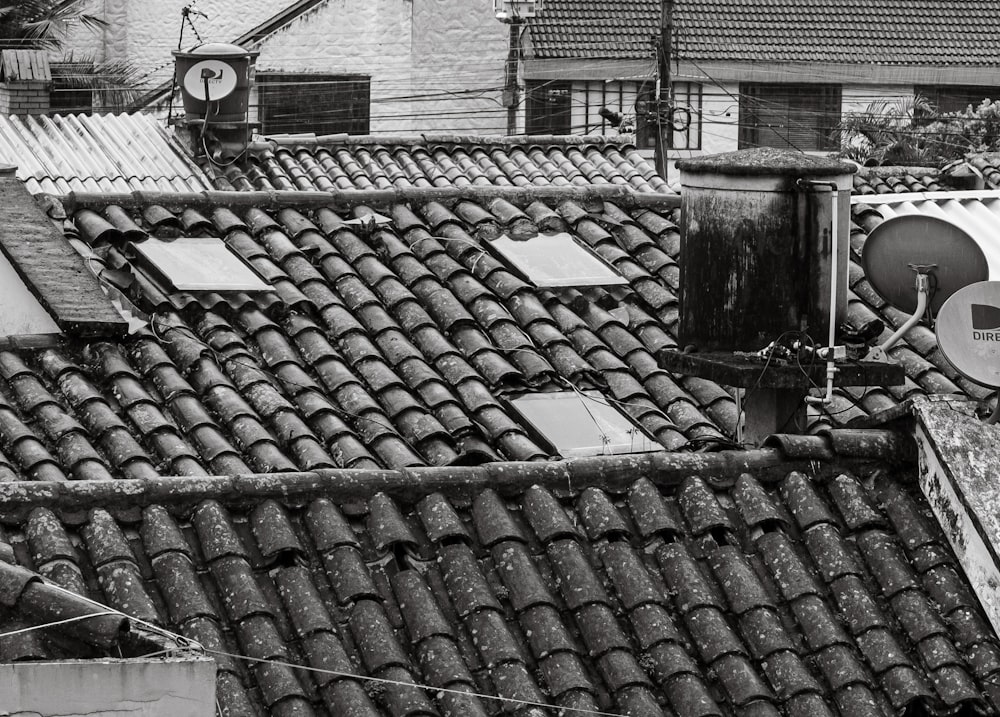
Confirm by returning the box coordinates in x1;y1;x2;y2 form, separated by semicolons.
131;238;270;292
509;391;663;457
915;85;1000;115
487;232;628;288
49;62;93;115
257;73;370;135
667;82;702;150
739;83;841;151
526;80;572;135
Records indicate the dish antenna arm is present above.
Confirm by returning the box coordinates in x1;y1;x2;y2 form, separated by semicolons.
867;267;935;361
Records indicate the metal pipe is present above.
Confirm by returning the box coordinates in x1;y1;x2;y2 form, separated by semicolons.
878;273;930;353
800;180;841;406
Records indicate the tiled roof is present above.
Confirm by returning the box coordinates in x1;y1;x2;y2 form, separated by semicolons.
1;447;997;716
1;117;997;714
0;174;973;482
0;112;212;195
525;0;659;60
526;0;1000;65
852;170;945;196
213;136;671;194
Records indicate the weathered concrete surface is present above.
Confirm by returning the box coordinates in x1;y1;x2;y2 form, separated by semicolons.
914;401;1000;636
62;0;508;134
61;0;287;83
0;656;215;716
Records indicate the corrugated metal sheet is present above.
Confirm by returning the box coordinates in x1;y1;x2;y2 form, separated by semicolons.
0;113;213;195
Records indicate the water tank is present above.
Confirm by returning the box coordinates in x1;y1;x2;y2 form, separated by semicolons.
862;199;1000;314
172;42;258;123
676;148;854;352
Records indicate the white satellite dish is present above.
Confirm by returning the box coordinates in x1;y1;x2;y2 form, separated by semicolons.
182;59;238;102
863;214;993;314
936;280;1000;388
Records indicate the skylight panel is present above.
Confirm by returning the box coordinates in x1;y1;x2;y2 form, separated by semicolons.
0;250;59;337
509;391;663;457
488;232;628;288
132;237;270;292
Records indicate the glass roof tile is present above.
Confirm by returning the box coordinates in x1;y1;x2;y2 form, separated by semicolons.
488;232;628;288
132;237;270;292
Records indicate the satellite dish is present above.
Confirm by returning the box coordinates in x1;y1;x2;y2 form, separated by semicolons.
935;280;1000;387
182;59;238;102
863;214;994;314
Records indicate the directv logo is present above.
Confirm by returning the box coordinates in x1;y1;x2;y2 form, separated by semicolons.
972;304;1000;340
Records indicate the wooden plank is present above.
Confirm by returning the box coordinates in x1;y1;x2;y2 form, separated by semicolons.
0;177;126;335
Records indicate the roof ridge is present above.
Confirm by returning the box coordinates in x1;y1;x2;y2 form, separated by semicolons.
58;184;680;212
0;432;912;514
260;132;640;149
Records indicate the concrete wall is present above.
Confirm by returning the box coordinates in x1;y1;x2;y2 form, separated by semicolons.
61;0;509;135
0;657;216;717
60;0;288;85
249;0;507;133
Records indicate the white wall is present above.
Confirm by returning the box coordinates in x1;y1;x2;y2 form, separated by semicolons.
60;0;289;88
0;657;216;716
61;0;509;135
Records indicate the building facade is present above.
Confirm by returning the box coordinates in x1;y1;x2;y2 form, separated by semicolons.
60;0;510;134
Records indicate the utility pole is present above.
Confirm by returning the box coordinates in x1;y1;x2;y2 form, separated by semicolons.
505;20;522;135
654;0;674;180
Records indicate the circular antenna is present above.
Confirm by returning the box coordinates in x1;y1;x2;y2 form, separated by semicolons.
863;214;989;314
182;59;238;102
936;280;1000;388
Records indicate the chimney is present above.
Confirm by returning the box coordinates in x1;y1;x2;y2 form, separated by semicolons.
0;50;51;116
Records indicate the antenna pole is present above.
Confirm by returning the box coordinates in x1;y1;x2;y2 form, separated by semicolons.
654;0;674;181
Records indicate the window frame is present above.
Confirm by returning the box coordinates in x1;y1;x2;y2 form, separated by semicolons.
525;79;573;135
256;72;371;135
915;84;1000;116
49;61;94;115
739;83;842;151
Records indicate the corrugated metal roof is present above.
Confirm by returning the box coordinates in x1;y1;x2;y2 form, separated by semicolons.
0;113;213;195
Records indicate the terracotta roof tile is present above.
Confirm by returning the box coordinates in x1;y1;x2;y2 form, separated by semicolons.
524;0;1000;65
0;466;945;715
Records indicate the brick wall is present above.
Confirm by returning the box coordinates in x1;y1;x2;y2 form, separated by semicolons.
0;81;50;116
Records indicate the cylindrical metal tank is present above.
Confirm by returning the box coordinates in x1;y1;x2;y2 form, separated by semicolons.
676;148;855;352
172;43;258;124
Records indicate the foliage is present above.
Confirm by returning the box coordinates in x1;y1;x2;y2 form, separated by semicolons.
839;94;1000;167
52;54;143;113
0;0;107;50
0;2;143;114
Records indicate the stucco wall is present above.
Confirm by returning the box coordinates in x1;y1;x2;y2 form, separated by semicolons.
61;0;509;135
60;0;289;87
250;0;507;133
0;657;216;717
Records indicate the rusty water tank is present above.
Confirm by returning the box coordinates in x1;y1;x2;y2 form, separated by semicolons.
676;148;855;352
173;43;258;123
